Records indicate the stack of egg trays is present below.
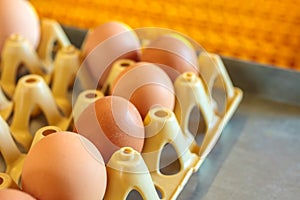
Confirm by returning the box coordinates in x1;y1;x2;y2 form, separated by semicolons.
0;19;243;199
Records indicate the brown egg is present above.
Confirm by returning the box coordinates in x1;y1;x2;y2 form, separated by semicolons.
74;96;144;163
0;0;40;52
22;132;107;200
112;62;175;118
81;21;141;88
141;34;199;82
0;189;36;200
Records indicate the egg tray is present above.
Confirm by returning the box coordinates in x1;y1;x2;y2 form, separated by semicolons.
0;19;243;199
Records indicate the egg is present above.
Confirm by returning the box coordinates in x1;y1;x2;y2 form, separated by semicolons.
0;0;40;52
141;34;199;81
22;132;107;200
0;189;36;200
81;21;141;88
112;62;175;118
74;96;144;163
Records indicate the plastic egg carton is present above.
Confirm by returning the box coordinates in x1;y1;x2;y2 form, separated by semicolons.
0;19;242;199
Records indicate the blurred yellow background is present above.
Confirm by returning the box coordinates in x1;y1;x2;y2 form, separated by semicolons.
30;0;300;70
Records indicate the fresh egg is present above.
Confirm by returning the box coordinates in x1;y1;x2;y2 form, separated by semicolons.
81;21;141;88
22;132;107;200
74;96;144;163
0;189;36;200
141;34;199;82
112;62;175;118
0;0;40;52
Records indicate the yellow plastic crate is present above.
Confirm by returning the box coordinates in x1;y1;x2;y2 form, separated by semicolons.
30;0;300;70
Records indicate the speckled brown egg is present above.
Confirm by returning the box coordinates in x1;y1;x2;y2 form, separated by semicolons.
74;96;144;163
0;0;40;52
22;132;107;200
81;21;141;88
112;62;175;118
141;34;199;82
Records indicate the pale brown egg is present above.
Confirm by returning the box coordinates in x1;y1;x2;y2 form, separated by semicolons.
22;132;107;200
74;96;145;163
0;189;36;200
0;0;40;52
141;34;199;82
81;21;141;88
112;62;175;118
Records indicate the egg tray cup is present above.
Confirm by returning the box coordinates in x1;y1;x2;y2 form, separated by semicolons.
0;18;77;182
0;18;74;119
0;18;243;199
0;172;19;190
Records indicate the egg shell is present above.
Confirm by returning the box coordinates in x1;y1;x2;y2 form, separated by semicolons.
112;62;175;118
81;21;141;88
141;34;199;82
0;0;40;52
0;189;36;200
74;96;145;163
22;132;107;200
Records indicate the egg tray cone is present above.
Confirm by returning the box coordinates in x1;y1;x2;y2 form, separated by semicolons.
142;107;199;200
105;147;160;200
0;117;26;184
0;19;75;120
0;173;19;190
0;19;242;199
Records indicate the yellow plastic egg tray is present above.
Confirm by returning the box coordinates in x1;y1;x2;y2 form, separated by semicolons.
30;0;300;70
0;19;243;199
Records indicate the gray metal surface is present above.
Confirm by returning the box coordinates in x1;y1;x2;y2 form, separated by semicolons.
178;59;300;199
179;93;300;200
205;94;300;200
223;58;300;106
63;26;300;200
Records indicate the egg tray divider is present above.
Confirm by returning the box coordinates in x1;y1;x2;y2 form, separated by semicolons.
0;18;75;183
0;19;243;199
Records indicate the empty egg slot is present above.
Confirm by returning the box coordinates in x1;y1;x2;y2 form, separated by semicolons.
174;67;243;172
155;185;164;199
174;71;215;155
37;19;71;67
10;75;70;151
125;186;164;200
126;189;144;200
159;143;181;175
188;106;207;147
0;34;46;98
143;107;199;200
